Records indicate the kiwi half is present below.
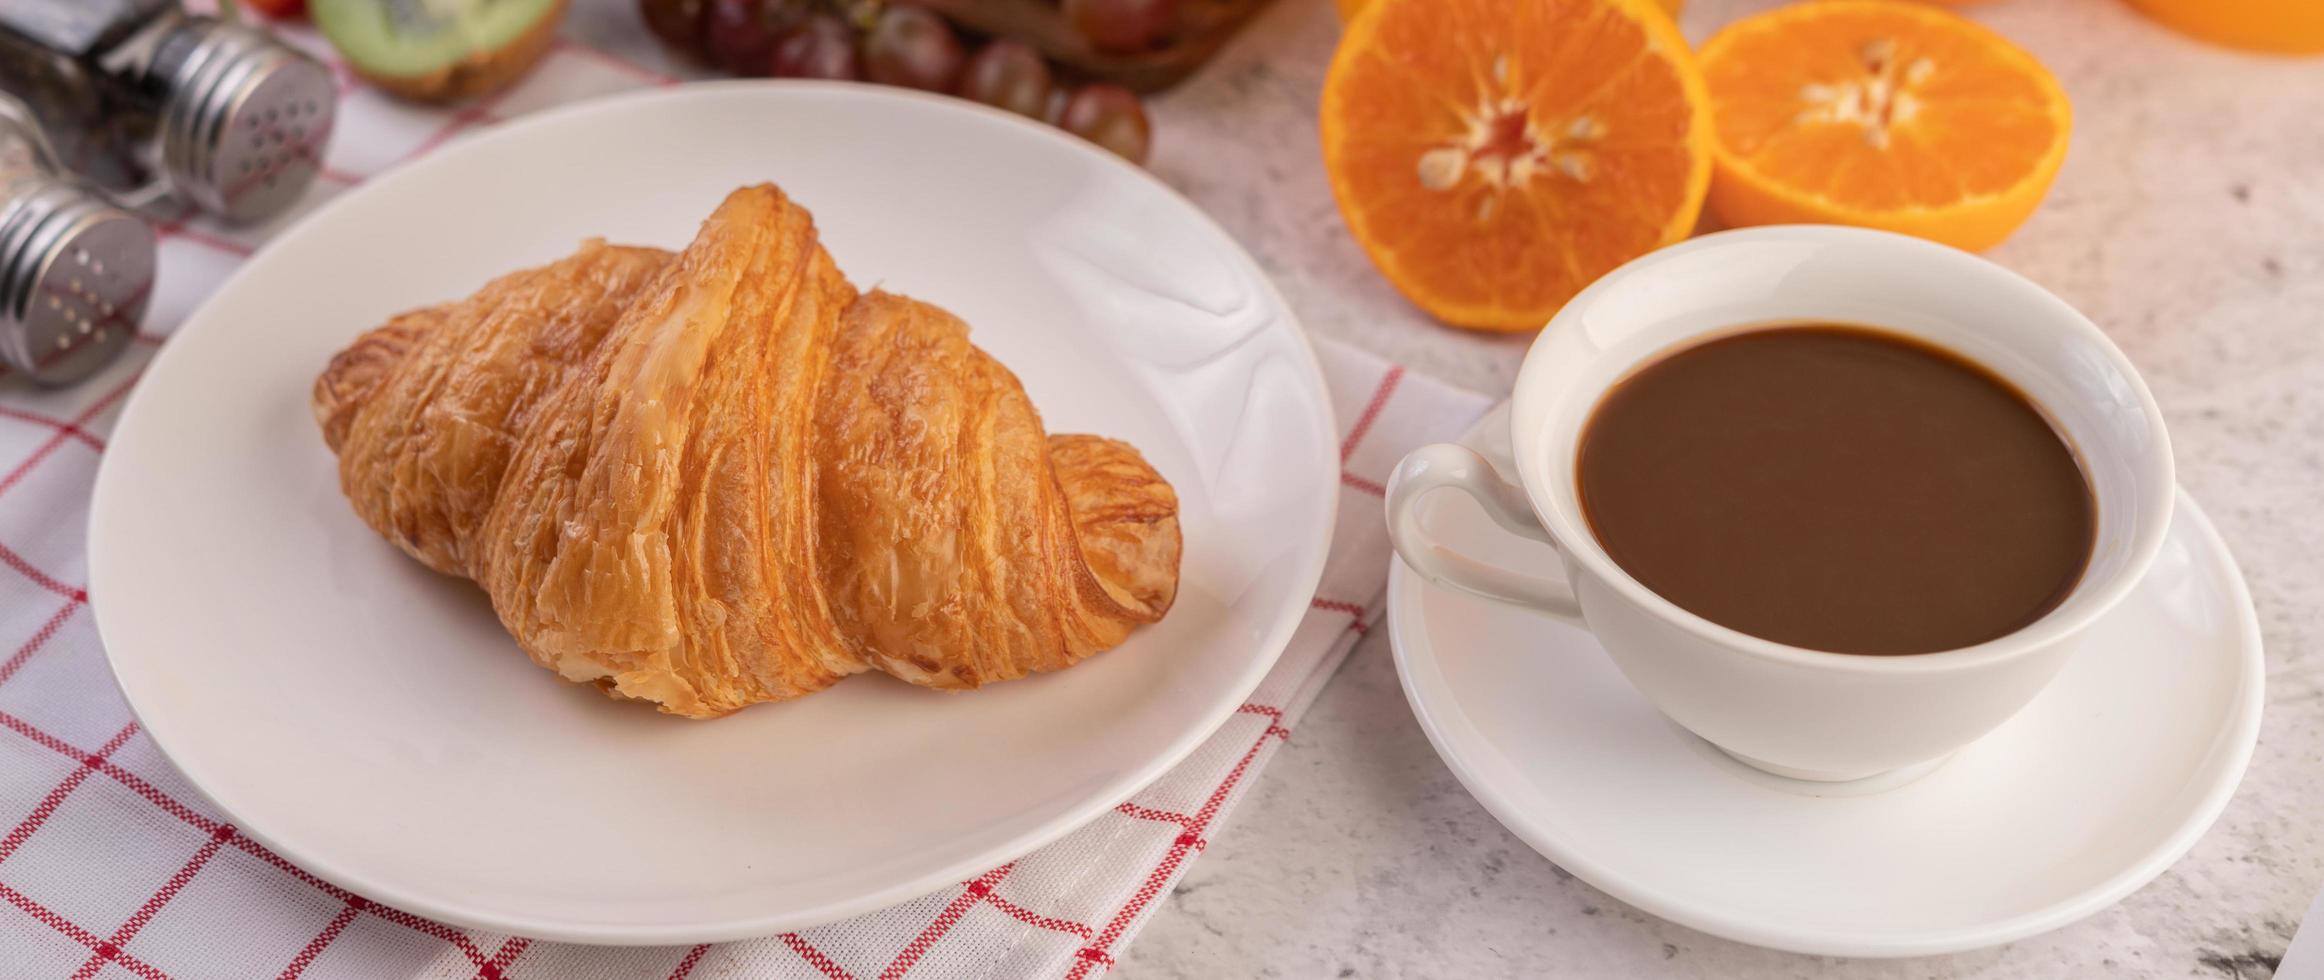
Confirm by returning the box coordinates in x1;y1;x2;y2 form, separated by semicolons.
313;0;569;103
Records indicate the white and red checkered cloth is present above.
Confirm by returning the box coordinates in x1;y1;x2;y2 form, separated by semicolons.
0;10;1493;978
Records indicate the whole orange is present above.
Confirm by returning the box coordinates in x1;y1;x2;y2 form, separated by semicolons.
2124;0;2324;54
1337;0;1681;25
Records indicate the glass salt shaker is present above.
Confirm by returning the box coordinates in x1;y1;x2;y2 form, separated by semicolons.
0;95;155;386
0;0;337;224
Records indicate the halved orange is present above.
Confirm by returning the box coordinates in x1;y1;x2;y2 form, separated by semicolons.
1321;0;1711;331
1699;2;2071;252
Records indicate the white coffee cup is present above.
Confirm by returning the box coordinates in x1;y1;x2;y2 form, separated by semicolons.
1386;226;2175;783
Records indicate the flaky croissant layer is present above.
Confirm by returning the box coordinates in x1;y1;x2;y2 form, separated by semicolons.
314;185;1180;718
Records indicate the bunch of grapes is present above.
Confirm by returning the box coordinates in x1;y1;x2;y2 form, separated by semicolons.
639;0;1158;164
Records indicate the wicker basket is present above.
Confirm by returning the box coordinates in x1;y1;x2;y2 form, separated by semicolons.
913;0;1276;92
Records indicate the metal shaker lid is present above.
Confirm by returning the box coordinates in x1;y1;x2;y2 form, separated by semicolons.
0;177;152;386
152;20;336;224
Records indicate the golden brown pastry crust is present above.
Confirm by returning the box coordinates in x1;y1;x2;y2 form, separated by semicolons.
314;239;671;577
813;292;1180;689
314;185;1181;718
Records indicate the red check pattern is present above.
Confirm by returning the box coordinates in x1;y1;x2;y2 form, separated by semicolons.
0;5;1491;976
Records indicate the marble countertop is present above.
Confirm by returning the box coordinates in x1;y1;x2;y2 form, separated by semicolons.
1125;0;2324;976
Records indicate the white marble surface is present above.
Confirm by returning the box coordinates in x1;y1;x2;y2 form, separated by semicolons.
1125;0;2324;976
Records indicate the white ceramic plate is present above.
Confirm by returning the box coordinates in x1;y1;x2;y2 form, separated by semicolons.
1389;403;2263;958
89;84;1336;945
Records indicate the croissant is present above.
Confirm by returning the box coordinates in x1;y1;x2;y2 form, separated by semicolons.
313;185;1180;718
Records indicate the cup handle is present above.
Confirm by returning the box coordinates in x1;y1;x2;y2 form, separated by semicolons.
1386;444;1585;626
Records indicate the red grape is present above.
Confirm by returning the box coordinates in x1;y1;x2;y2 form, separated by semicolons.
703;0;813;74
1064;0;1176;53
771;15;862;80
1058;84;1151;164
956;40;1053;119
639;0;707;50
862;5;966;92
703;0;780;73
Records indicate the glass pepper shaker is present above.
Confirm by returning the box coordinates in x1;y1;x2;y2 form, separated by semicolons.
0;0;337;224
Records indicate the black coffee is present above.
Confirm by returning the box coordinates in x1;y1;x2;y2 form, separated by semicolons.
1576;324;2095;655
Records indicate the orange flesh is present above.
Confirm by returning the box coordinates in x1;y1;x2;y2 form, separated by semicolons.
1701;3;2068;223
1323;0;1708;330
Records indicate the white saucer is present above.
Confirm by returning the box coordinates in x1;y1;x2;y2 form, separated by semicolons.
1387;402;2263;958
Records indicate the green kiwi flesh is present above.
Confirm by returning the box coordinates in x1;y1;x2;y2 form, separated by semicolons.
314;0;568;102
